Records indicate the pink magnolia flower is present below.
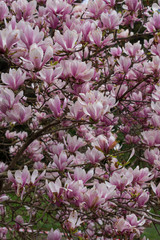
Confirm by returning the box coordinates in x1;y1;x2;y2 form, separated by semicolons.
152;0;160;11
124;41;141;57
92;134;117;154
54;29;81;52
82;21;96;42
151;182;160;198
101;10;122;30
86;147;104;164
144;148;159;165
115;84;128;98
84;187;105;208
65;179;86;205
46;178;63;200
110;46;122;57
109;170;133;191
152;85;160;101
151;43;160;56
69;101;84;120
151;101;160;114
34;161;45;170
6;103;31;124
0;162;8;173
96;182;116;200
48;143;64;156
47;229;62;240
73;168;93;183
15;215;24;231
28;43;53;70
137;191;149;207
17;131;28;141
0;89;23;114
0;1;8;21
8;166;45;199
89;28;102;46
116;214;145;236
51;151;72;171
11;0;37;21
123;0;142;11
146;12;160;32
0;227;7;240
66;134;86;153
39;66;62;85
0;195;9;203
26;140;44;162
65;211;83;230
103;0;115;7
0;205;5;216
130;166;153;185
1;68;26;90
83;101;104;121
5;130;17;139
0;28;20;53
87;0;107;17
117;56;131;73
19;24;44;49
48;95;67;118
141;130;160;147
46;0;72;16
67;60;94;82
78;91;115;121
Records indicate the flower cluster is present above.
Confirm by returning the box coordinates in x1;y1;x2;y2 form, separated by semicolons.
0;0;160;239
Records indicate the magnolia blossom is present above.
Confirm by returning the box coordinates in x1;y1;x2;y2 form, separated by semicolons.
116;214;145;236
6;103;31;124
0;28;19;53
39;66;63;85
84;188;105;208
73;168;93;183
0;195;9;203
78;91;115;121
47;229;62;240
21;43;53;70
0;1;8;21
0;89;23;115
89;28;102;46
66;134;86;153
68;60;94;82
123;0;142;11
101;10;122;30
0;227;8;240
54;29;81;52
46;178;63;201
87;0;107;17
0;162;8;173
146;12;160;32
0;0;160;239
50;151;72;171
109;170;133;191
86;147;105;164
48;96;67;118
1;68;26;90
92;134;117;153
11;0;37;21
19;24;44;49
46;0;72;16
151;182;160;198
66;211;83;230
141;130;160;147
8;166;45;199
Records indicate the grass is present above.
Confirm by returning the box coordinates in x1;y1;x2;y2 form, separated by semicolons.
143;223;160;239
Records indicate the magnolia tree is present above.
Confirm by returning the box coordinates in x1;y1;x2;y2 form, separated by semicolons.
1;0;160;239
